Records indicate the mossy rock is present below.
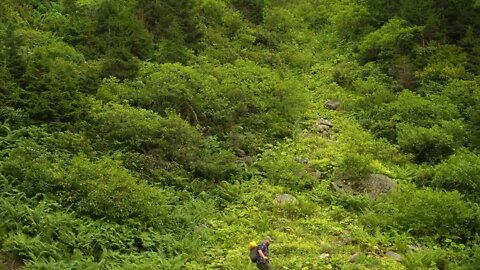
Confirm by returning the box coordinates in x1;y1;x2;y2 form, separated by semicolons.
331;174;395;196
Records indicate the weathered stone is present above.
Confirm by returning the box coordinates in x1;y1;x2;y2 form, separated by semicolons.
330;180;355;193
331;174;395;196
349;252;362;263
324;99;341;110
294;156;309;164
385;251;402;261
407;244;422;252
275;194;297;205
317;118;333;127
319;253;331;259
314;118;334;136
235;148;246;157
312;170;323;180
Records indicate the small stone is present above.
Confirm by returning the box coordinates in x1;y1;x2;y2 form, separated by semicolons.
313;170;323;180
385;251;402;261
275;194;297;205
294;156;309;164
319;253;330;259
324;100;340;110
349;252;362;263
342;237;355;245
407;244;422;252
317;118;334;127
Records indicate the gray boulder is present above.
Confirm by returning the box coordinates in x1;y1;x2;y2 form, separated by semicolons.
314;117;334;136
331;174;395;196
349;252;362;263
319;253;331;259
324;99;340;110
385;251;402;261
275;194;297;205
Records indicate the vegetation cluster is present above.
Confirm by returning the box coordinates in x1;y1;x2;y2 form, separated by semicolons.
0;0;479;269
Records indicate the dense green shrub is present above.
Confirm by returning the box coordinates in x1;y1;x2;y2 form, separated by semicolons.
432;150;480;199
363;186;479;240
106;63;224;127
58;156;174;223
256;148;316;190
334;152;374;180
0;141;57;197
396;124;455;163
358;18;422;62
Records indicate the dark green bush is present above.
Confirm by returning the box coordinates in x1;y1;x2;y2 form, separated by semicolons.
58;156;174;224
396;124;455;163
0;141;57;197
363;186;479;240
432;150;480;200
334;152;374;180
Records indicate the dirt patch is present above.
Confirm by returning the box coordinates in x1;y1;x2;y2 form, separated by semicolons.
0;252;24;270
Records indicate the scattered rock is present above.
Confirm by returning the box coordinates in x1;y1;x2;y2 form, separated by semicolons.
324;99;340;110
235;148;246;157
385;251;402;261
319;253;331;259
349;252;362;263
317;118;333;127
330;174;395;196
342;237;356;245
294;156;309;164
314;117;334;136
330;180;355;193
282;226;294;233
407;244;422;252
312;170;323;180
275;194;298;205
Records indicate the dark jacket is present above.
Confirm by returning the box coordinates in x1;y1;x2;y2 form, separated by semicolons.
256;242;270;264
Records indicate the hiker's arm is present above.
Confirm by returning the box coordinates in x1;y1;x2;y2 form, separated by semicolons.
258;249;268;260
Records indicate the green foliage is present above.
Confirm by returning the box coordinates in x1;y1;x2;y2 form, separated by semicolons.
432;150;480;199
1;0;480;268
59;156;173;223
327;1;370;40
401;248;448;270
442;79;480;118
256;147;316;190
358;18;422;62
416;44;472;83
87;102;238;182
231;0;265;24
211;60;310;141
0;141;58;197
334;152;375;180
396;124;455;163
364;186;479;240
104;63;224;127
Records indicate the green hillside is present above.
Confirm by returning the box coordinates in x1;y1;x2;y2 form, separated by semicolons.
1;0;480;269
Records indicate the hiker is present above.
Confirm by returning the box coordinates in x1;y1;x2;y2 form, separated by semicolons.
256;236;273;270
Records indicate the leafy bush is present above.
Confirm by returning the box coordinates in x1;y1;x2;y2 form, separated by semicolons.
358;18;422;62
401;248;448;270
256;149;316;190
334;152;374;180
396;124;455;163
363;186;480;240
0;141;57;197
432;150;480;200
58;156;174;224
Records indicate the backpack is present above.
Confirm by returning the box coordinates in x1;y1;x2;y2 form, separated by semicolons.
249;246;259;263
